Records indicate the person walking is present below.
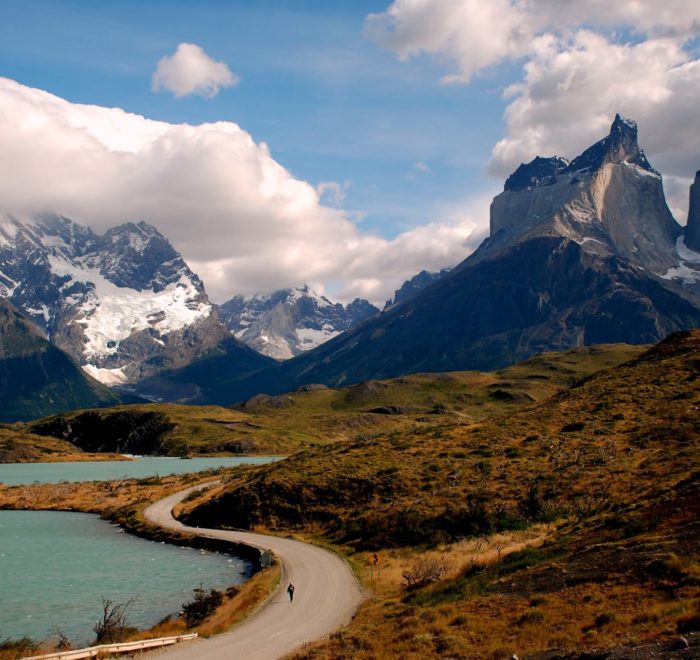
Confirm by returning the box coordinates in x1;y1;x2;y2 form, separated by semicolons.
287;582;295;602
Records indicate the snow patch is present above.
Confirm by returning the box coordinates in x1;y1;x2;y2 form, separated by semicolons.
297;326;340;349
677;236;700;263
47;254;211;359
660;263;700;283
82;364;128;385
623;162;661;179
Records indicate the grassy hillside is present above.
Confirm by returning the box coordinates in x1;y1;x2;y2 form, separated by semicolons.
0;426;126;462
10;343;642;460
178;330;700;657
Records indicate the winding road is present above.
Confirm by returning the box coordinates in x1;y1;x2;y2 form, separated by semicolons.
143;484;363;660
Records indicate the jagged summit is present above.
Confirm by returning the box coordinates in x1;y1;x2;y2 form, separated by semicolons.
503;115;657;196
218;285;379;360
567;114;658;175
482;114;683;279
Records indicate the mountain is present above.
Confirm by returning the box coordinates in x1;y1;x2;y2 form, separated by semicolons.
145;115;700;404
383;269;450;310
217;285;379;360
0;298;122;421
0;213;269;384
687;170;700;251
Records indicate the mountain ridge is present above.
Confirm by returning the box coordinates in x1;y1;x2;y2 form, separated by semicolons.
139;115;700;404
0;213;271;384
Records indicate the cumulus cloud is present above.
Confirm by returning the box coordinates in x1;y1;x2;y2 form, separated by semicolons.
368;0;700;220
0;77;478;305
152;43;238;98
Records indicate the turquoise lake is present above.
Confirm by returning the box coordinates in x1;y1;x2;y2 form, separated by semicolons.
0;455;279;485
0;510;250;645
0;456;282;645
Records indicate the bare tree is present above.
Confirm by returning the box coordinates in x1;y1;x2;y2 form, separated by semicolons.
93;598;134;644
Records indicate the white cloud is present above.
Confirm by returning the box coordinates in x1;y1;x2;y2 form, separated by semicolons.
0;77;479;305
365;0;530;84
316;180;349;207
368;0;700;222
414;161;430;173
152;43;238;98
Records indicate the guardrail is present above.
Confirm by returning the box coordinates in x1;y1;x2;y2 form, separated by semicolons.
22;633;198;660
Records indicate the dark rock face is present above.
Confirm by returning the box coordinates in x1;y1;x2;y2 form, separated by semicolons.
31;409;175;455
504;156;570;192
686;171;700;252
217;285;379;360
0;298;121;421
384;269;450;309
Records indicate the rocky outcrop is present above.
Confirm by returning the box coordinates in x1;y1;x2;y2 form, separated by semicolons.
686;171;700;252
384;269;450;309
484;115;681;276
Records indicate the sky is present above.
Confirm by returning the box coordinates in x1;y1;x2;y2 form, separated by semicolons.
0;0;699;305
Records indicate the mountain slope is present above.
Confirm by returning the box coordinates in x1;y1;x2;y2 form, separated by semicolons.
0;298;122;421
148;115;700;404
218;285;378;360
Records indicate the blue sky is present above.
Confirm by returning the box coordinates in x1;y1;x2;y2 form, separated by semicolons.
0;1;698;303
0;0;506;238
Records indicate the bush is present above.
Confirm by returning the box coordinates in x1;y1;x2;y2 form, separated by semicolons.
677;614;700;633
594;612;616;627
402;559;448;590
182;585;224;627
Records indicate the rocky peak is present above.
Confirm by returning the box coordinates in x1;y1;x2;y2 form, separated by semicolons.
686;171;700;252
504;156;569;192
568;114;658;175
482;115;684;280
94;221;190;292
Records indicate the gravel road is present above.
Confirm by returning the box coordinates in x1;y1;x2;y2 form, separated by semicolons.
142;483;363;660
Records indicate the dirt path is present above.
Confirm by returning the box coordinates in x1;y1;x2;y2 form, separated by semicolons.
143;484;363;660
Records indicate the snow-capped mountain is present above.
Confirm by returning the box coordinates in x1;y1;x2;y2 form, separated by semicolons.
218;285;379;360
0;213;230;384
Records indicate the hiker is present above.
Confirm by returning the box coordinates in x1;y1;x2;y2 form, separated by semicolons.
287;582;295;602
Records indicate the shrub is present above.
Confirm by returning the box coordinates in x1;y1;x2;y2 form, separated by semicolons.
182;585;224;627
402;559;448;590
517;610;545;626
677;614;700;633
594;612;616;627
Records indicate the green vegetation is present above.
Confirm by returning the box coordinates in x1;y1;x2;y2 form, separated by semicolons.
174;330;700;658
4;342;642;460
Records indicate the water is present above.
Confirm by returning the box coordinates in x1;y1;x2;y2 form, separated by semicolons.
0;455;280;486
0;510;251;645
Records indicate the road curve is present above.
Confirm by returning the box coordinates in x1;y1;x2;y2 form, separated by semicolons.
143;484;363;660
